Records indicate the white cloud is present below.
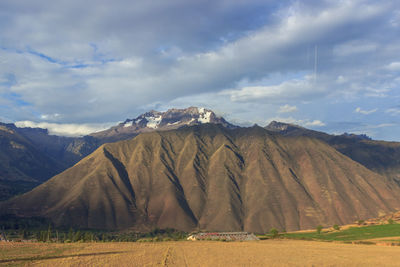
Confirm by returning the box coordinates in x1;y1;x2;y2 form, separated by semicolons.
386;62;400;71
14;121;117;137
355;107;378;115
386;108;400;116
40;113;61;120
267;117;325;128
224;75;324;102
304;120;325;127
278;104;298;113
370;123;396;128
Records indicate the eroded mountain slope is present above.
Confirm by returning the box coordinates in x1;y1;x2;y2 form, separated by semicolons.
2;125;400;232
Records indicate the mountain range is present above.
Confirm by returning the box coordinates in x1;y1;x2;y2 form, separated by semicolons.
1;107;400;232
0;107;232;200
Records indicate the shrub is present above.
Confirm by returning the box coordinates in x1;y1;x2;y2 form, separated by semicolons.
333;224;340;231
357;220;365;225
388;219;395;224
316;225;323;234
269;228;279;239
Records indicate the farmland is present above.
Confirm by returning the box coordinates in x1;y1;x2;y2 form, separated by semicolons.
281;224;400;242
1;240;400;266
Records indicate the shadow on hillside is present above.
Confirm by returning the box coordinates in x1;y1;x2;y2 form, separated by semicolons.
0;251;128;263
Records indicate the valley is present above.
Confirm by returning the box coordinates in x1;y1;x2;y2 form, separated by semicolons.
2;107;400;233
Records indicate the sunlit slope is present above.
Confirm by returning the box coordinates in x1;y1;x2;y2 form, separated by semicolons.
2;125;400;232
266;121;400;182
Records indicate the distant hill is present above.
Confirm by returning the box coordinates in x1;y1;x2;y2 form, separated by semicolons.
0;123;62;200
266;121;400;183
2;124;399;232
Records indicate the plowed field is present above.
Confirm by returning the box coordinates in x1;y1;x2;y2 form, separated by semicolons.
1;240;400;266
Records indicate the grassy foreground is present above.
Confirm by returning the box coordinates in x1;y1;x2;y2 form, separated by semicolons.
281;224;400;243
1;240;400;266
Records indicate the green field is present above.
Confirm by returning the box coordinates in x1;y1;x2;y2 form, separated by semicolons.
276;224;400;242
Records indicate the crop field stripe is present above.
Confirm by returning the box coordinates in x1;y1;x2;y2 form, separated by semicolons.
162;246;172;266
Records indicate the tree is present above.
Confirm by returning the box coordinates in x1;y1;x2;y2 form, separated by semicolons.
19;228;28;239
388;219;395;224
68;228;74;242
316;225;323;234
35;231;41;241
74;231;82;242
47;225;52;242
333;224;340;231
84;232;92;242
269;228;279;239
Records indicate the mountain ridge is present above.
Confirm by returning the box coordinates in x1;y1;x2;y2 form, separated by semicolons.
2;124;399;232
0;107;234;200
2;108;400;205
265;121;400;182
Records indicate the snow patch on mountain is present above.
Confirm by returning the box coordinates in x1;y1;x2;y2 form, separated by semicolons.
198;111;212;123
123;121;134;128
146;115;162;129
186;118;195;125
167;121;180;126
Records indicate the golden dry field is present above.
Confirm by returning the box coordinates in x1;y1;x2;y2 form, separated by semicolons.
1;240;400;266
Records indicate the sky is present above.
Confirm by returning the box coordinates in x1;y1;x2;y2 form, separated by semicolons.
1;0;400;140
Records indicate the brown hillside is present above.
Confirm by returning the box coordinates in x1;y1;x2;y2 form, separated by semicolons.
266;121;400;182
2;124;400;232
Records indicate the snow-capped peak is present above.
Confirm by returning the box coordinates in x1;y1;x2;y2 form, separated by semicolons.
90;107;237;142
115;107;237;133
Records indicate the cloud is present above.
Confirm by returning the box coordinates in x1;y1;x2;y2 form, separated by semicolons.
278;104;298;113
304;120;325;127
386;108;400;116
333;41;377;57
386;62;400;71
355;107;378;115
267;116;325;128
14;121;116;137
2;0;398;121
1;0;400;140
370;123;396;128
224;75;325;103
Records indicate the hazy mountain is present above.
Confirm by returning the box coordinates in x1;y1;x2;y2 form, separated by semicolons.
16;126;100;168
0;123;63;200
2;124;399;232
266;121;400;182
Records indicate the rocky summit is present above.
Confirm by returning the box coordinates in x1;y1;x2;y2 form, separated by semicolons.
90;107;236;143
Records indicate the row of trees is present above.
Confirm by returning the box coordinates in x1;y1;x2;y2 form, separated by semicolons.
2;226;188;243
